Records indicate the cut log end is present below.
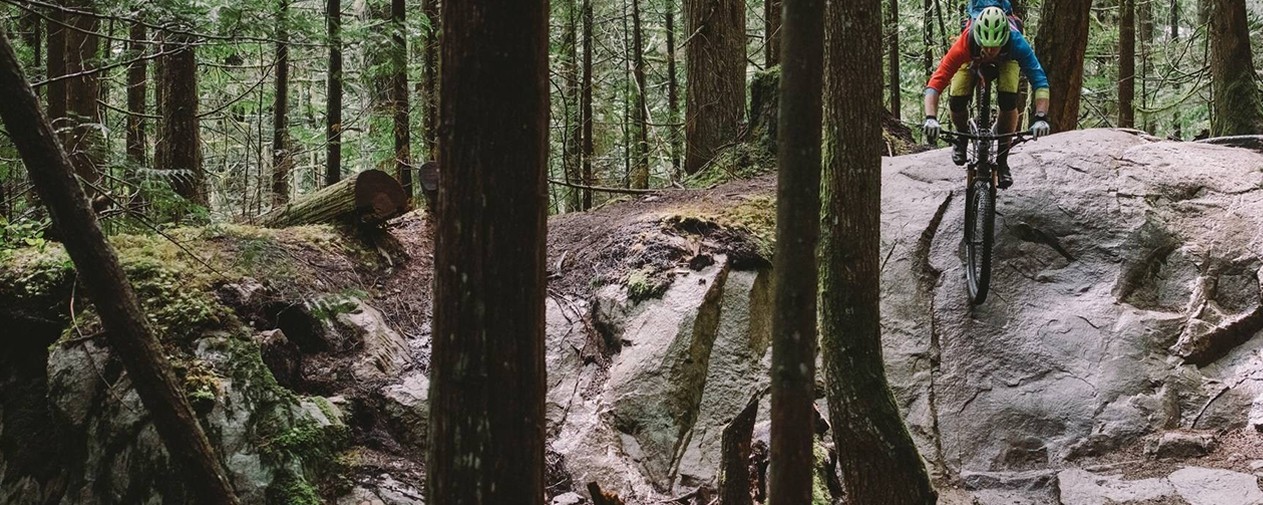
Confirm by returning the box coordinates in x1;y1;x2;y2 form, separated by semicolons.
261;169;411;228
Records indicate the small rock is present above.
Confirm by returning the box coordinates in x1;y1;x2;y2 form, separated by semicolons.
551;492;587;505
1144;430;1216;459
1057;469;1176;505
1249;460;1263;471
1168;467;1263;505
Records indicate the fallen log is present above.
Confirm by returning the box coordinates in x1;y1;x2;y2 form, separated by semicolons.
260;169;410;227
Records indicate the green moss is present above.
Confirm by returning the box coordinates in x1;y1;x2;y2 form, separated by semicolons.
813;441;833;505
624;266;670;302
663;195;777;260
683;143;776;189
267;473;323;505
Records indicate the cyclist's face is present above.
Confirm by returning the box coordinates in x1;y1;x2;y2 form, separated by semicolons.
980;46;1001;59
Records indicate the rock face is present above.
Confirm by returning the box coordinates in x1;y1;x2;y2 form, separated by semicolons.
542;129;1263;503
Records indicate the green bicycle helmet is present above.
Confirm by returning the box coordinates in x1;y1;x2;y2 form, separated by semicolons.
972;6;1010;48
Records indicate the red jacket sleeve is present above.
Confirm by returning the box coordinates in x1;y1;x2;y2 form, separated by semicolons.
926;31;972;94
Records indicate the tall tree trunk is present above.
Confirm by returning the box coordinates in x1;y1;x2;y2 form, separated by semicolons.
126;22;147;167
923;0;933;78
326;0;343;185
630;0;649;189
1034;0;1092;132
19;10;41;87
821;0;937;502
581;0;594;209
273;0;292;205
1119;0;1135;128
666;6;680;177
0;31;240;505
65;0;102;194
46;4;66;131
683;0;745;174
765;0;782;67
768;0;824;501
563;0;582;210
887;0;901;120
422;0;439;161
1208;0;1262;135
428;0;548;500
391;0;413;197
621;0;632;187
161;34;204;207
1170;0;1181;137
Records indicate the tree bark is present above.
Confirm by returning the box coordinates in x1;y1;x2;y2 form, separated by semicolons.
1119;0;1135;128
563;0;582;211
720;397;760;505
923;0;933;78
427;0;548;501
581;0;594;209
1208;0;1262;135
630;0;649;189
1034;0;1092;132
273;0;292;205
65;0;102;194
821;0;937;502
126;22;147;167
666;6;681;177
0;30;240;505
887;0;901;120
391;0;413;198
326;0;343;185
260;169;409;227
160;33;204;207
683;0;745;174
46;3;66;132
765;0;782;67
769;0;825;501
422;0;439;161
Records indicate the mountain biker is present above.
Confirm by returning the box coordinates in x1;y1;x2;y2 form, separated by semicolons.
922;6;1051;189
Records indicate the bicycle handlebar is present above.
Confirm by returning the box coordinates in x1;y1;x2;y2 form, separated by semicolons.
938;129;1034;142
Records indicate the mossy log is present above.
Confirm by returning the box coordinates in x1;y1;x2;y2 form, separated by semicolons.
261;169;410;227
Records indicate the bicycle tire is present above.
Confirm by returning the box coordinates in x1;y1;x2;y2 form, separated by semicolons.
965;177;995;304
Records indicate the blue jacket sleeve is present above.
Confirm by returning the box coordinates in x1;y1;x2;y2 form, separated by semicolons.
1010;31;1050;91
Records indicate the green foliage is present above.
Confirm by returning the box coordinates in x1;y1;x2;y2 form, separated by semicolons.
0;216;50;252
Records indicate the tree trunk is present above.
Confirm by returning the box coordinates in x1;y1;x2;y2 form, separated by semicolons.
391;0;413;198
422;0;439;161
273;0;292;205
720;397;760;505
765;0;782;67
326;0;343;185
65;0;102;194
923;0;933;78
126;22;147;167
666;6;680;177
0;30;240;505
160;34;204;207
683;0;745;174
1169;0;1180;137
563;0;582;211
887;0;901;120
581;0;594;209
1208;0;1262;135
260;169;409;227
768;0;825;500
1119;0;1135;128
46;4;66;131
630;0;649;189
19;10;41;92
427;0;548;500
1034;0;1092;132
821;0;937;502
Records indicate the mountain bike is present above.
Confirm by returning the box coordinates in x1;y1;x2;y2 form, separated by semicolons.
939;63;1032;305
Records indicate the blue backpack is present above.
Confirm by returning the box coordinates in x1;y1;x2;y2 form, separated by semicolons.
968;0;1013;17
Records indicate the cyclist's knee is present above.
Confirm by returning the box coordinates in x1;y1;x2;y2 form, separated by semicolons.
998;92;1018;111
949;95;971;113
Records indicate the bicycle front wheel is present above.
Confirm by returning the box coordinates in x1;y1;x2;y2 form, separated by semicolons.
964;176;995;304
